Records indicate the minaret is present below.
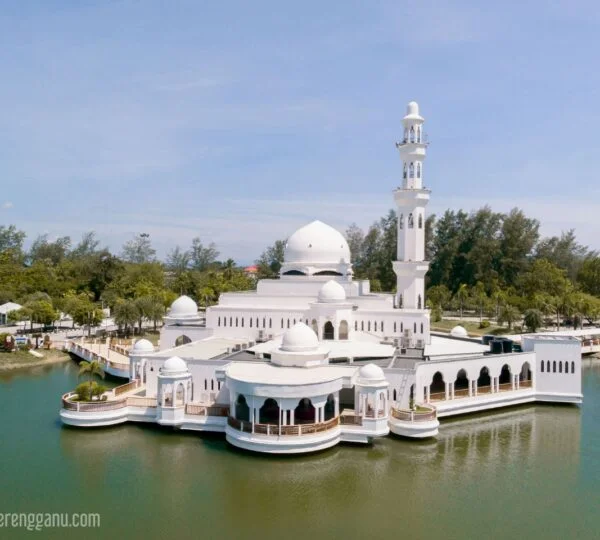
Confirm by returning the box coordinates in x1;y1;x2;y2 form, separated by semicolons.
392;102;430;341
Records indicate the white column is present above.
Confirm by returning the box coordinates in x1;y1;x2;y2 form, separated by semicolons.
290;409;295;425
334;394;339;417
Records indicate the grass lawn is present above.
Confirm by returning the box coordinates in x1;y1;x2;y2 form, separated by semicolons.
0;348;71;369
430;319;518;337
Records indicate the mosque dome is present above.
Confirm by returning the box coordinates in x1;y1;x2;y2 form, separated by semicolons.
404;101;423;121
284;221;351;265
357;363;386;384
281;322;320;353
450;325;468;338
318;280;346;303
168;295;198;320
161;356;188;374
131;339;154;354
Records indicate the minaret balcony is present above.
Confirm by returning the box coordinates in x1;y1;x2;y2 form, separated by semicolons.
396;133;429;147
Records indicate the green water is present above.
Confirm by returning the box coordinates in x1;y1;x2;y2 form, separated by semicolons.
1;360;599;540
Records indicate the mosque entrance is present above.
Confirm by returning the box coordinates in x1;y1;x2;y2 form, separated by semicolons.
259;399;280;425
323;321;335;340
295;398;316;424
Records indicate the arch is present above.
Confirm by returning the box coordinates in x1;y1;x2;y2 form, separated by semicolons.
204;379;207;390
314;270;343;276
417;126;421;142
324;394;336;421
381;321;384;333
559;361;563;373
418;213;423;228
218;316;221;327
399;213;404;229
399;294;403;308
361;321;364;331
259;398;280;425
323;321;335;340
374;321;378;332
241;318;244;327
368;321;371;332
455;369;469;394
175;382;185;405
420;322;424;334
409;162;415;178
553;360;557;373
541;360;545;373
293;318;296;325
256;317;259;328
211;379;214;391
339;320;349;340
403;163;407;179
393;389;397;401
355;321;358;331
414;322;417;333
546;360;550;372
408;213;414;228
499;364;512;385
418;295;422;309
269;318;272;329
409;384;415;402
281;318;284;329
235;317;238;327
477;366;491;390
410;125;415;143
175;334;192;347
287;319;290;329
311;319;318;335
394;322;397;333
521;362;532;382
417;162;421;178
403;127;408;141
263;317;266;328
235;394;250;422
250;318;253;328
564;361;568;374
571;361;575;373
401;322;404;332
282;270;306;276
229;317;232;327
294;398;315;424
429;372;445;400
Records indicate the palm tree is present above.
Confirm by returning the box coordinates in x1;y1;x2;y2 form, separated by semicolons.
78;360;105;400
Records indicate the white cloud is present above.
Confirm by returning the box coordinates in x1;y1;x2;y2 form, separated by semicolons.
2;201;13;209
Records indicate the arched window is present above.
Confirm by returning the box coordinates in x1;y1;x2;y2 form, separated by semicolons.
175;335;191;346
394;322;397;332
287;319;290;329
541;361;544;373
410;126;415;143
409;162;414;178
418;214;423;229
408;213;414;228
223;317;227;327
293;318;296;325
403;127;408;142
564;361;568;374
418;295;422;309
546;360;550;372
263;317;266;328
339;320;349;340
235;317;238;327
559;361;562;373
361;321;364;331
229;317;232;327
420;323;424;333
235;395;250;422
241;318;244;327
281;318;284;328
399;213;404;230
414;322;417;333
399;294;403;308
323;321;335;340
381;322;384;333
311;319;318;334
256;317;259;328
393;389;397;401
401;322;404;332
374;321;378;332
250;318;253;328
417;163;421;178
553;361;557;373
417;126;421;142
211;379;214;391
204;379;207;390
571;361;575;373
218;381;221;390
218;317;221;326
403;164;407;179
368;321;371;332
269;318;272;328
355;321;358;331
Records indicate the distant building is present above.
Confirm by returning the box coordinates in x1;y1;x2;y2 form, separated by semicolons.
0;302;22;325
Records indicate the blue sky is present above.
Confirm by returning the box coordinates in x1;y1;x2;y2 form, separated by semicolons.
1;0;599;263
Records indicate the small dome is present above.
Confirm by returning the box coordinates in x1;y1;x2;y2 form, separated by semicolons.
318;280;346;303
406;101;419;115
284;220;351;265
161;356;189;374
450;325;468;338
357;363;386;383
131;339;154;353
281;322;320;352
168;295;198;319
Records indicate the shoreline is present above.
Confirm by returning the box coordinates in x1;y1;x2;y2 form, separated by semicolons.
0;350;74;372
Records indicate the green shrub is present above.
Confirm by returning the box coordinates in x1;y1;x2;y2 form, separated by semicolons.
479;320;491;329
431;307;442;322
75;382;92;401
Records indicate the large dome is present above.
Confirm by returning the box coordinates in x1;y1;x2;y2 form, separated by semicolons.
168;295;198;320
131;338;154;354
281;322;320;352
318;280;346;303
284;220;351;265
357;363;386;383
161;356;189;375
450;325;468;338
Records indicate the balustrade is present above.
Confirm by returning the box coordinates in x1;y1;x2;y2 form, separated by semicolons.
391;407;437;422
227;416;339;436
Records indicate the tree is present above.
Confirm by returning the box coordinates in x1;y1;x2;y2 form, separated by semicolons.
345;224;364;265
121;233;156;264
426;284;451;310
578;256;600;297
63;293;103;335
29;234;71;265
0;225;26;261
190;238;219;271
135;296;165;333
524;309;544;333
113;300;140;335
166;246;191;274
70;231;101;259
470;281;488;324
454;284;469;320
256;240;286;278
78;360;105;401
535;230;590;282
498;305;520;330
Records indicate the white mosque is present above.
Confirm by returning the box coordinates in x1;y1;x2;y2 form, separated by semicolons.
60;102;583;454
